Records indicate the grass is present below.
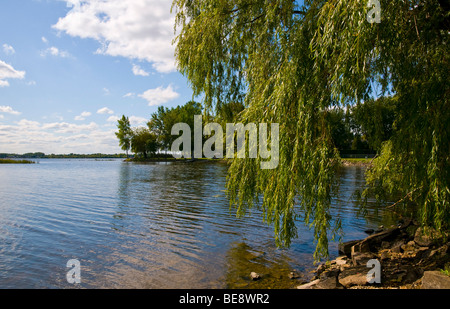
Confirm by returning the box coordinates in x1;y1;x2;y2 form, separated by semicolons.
440;263;450;277
0;159;35;164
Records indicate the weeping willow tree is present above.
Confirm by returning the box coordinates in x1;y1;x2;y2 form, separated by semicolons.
172;0;449;261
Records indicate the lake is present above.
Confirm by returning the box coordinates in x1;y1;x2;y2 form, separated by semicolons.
0;159;395;289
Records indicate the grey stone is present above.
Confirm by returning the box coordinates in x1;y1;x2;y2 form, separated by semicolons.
338;266;369;288
422;271;450;289
414;227;444;247
352;252;375;266
314;277;342;289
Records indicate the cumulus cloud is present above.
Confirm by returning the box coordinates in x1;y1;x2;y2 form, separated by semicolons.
129;116;148;125
2;44;15;55
0;105;22;115
106;115;147;126
0;60;25;87
53;0;177;73
97;107;114;115
0;119;120;154
139;85;179;106
74;111;92;121
40;46;71;58
107;115;120;123
132;64;149;77
123;92;135;98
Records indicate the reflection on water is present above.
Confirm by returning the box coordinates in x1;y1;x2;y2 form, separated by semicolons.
0;159;398;289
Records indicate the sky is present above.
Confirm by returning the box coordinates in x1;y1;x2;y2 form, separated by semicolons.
0;0;194;154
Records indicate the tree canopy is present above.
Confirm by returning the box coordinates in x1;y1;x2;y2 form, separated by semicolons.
172;0;449;260
115;115;132;158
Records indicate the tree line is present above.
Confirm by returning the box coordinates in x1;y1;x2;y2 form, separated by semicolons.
116;97;396;159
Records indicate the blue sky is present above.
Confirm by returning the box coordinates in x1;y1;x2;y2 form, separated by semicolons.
0;0;193;154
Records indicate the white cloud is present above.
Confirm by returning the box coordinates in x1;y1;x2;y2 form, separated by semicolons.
97;107;114;115
0;60;25;87
0;105;22;115
106;115;146;126
132;64;149;77
129;116;148;125
53;0;177;73
2;44;15;55
74;111;92;121
0;119;121;154
40;46;71;58
102;87;110;95
41;36;49;44
139;85;179;106
107;115;120;123
123;92;135;98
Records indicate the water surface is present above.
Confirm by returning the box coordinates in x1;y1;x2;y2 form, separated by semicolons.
0;159;395;289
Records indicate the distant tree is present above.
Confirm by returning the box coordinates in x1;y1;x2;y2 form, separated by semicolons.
325;108;353;153
148;101;203;157
131;127;159;158
115;115;132;158
351;97;397;153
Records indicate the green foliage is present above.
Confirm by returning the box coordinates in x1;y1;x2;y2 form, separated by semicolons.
351;97;397;152
149;101;203;156
0;159;35;164
115;115;132;157
173;0;450;260
131;127;159;159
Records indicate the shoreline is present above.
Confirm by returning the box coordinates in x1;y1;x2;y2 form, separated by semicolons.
297;219;450;289
0;159;35;164
340;158;374;167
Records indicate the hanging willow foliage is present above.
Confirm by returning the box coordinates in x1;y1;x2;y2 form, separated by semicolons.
172;0;449;260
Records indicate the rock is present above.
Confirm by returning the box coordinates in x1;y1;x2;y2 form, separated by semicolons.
390;239;406;253
250;272;261;281
364;229;375;235
379;249;391;261
422;271;450;289
355;226;403;253
335;256;348;266
297;279;320;289
401;240;417;253
352;251;376;266
338;240;360;258
414;227;445;247
314;277;343;289
316;263;327;277
320;268;340;280
288;271;301;279
338;266;369;288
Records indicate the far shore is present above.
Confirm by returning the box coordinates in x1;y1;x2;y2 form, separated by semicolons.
340;158;374;167
0;159;35;164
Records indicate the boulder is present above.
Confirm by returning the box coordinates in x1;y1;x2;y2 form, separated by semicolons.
335;256;348;266
314;277;343;289
338;266;369;288
351;251;376;266
421;271;450;289
338;240;360;257
414;227;446;247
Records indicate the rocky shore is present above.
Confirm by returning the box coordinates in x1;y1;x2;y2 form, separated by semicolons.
297;219;450;289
